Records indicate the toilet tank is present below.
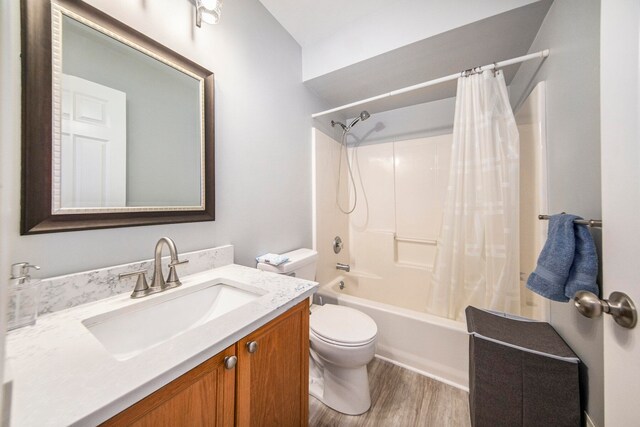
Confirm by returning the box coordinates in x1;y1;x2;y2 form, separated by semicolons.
256;248;318;280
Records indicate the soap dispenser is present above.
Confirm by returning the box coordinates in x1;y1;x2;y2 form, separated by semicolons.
7;262;41;331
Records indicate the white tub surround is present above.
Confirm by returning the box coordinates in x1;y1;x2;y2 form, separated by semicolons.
5;264;317;427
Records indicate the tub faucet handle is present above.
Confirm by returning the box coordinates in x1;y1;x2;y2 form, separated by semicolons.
333;236;343;254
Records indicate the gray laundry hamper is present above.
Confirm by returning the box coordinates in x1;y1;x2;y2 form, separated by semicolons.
465;306;581;427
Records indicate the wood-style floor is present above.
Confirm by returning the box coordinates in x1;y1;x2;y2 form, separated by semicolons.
309;358;471;427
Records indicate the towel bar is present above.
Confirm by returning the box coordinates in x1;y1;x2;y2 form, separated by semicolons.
538;214;602;228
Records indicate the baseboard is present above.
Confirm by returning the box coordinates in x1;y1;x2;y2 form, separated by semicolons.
374;354;469;392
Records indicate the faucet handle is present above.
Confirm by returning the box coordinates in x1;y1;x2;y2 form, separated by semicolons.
166;259;188;288
119;270;150;299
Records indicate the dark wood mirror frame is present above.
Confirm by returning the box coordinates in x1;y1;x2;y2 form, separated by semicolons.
21;0;215;234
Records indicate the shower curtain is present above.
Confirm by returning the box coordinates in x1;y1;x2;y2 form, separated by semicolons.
428;70;521;321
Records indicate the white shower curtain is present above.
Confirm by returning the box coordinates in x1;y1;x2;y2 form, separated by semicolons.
428;70;521;321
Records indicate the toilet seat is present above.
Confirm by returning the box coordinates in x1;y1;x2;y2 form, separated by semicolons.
310;329;376;348
310;304;377;347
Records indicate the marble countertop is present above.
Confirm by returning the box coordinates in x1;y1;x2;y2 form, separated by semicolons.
4;264;317;427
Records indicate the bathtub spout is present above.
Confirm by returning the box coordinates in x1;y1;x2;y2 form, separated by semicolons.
336;263;351;272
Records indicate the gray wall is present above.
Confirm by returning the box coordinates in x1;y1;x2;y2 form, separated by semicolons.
0;0;326;277
509;1;603;425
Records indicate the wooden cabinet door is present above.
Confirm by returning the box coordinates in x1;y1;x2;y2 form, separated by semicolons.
236;300;309;427
102;345;236;427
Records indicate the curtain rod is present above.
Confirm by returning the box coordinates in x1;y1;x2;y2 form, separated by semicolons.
311;49;550;119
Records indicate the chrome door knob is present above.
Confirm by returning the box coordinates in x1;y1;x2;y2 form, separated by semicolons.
246;341;258;353
224;355;237;369
574;290;637;329
574;291;604;318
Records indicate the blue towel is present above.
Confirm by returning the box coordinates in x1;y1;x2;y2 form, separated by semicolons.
526;214;579;302
564;221;599;299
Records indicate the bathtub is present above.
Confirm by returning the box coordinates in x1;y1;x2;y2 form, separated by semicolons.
316;276;469;390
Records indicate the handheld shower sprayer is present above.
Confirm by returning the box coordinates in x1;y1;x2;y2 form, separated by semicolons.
330;111;371;215
347;110;371;131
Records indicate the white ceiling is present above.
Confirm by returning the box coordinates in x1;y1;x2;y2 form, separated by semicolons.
257;0;391;47
258;0;543;80
305;0;553;118
258;0;553;119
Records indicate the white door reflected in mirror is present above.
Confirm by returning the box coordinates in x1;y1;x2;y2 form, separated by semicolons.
51;11;205;214
61;74;126;208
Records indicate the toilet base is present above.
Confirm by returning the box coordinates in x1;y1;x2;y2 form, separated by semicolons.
309;353;372;416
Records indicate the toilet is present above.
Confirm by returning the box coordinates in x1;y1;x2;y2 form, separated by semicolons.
257;248;378;415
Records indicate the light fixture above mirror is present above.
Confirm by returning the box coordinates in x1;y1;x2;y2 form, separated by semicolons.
196;0;223;27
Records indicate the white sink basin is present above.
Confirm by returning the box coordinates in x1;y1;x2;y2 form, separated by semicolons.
82;280;264;360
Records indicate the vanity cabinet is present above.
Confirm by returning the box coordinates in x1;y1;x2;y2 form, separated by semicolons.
102;345;236;426
102;300;309;427
236;299;309;427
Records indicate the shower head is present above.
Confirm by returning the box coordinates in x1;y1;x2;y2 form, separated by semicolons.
346;110;370;131
331;111;370;133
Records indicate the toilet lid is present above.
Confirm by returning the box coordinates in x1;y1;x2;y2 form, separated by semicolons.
310;304;377;345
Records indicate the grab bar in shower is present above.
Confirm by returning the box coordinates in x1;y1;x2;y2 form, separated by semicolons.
394;234;438;245
538;214;602;228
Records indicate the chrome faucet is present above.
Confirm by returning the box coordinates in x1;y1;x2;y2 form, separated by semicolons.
119;237;189;299
151;237;188;290
336;263;350;272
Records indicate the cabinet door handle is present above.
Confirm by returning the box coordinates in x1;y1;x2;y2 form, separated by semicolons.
224;355;237;369
246;341;258;354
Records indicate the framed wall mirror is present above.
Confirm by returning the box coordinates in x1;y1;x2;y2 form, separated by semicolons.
21;0;215;234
